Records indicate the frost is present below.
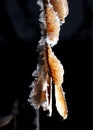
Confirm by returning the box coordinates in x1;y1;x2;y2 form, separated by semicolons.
32;70;39;77
38;37;46;46
37;0;43;11
42;81;49;91
46;36;58;47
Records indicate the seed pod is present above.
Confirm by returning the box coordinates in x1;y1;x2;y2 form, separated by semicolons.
47;45;64;86
50;0;69;22
47;45;68;119
45;6;60;46
55;85;68;119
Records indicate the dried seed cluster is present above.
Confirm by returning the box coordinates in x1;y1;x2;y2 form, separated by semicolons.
28;0;69;119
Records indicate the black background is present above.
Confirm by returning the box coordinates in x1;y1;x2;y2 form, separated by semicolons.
0;0;93;130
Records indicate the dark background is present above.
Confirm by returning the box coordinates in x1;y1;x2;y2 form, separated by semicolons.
0;0;93;130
